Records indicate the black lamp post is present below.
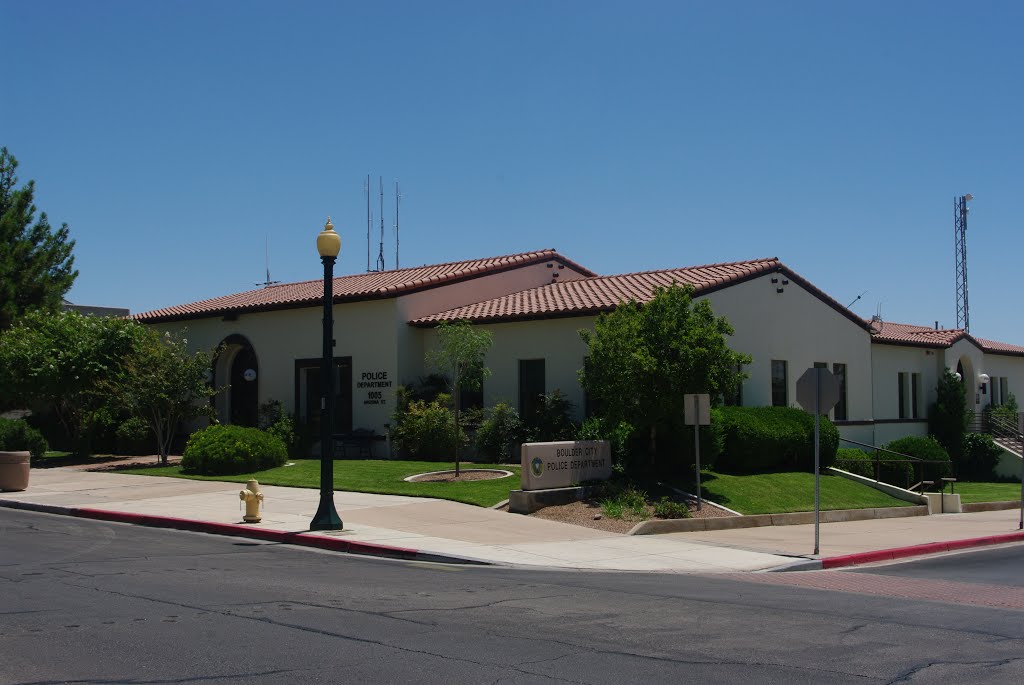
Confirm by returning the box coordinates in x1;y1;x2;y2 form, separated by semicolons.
311;216;343;531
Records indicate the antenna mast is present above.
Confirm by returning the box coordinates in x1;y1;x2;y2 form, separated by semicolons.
376;176;386;271
256;236;280;288
954;194;972;332
394;180;400;269
365;175;372;272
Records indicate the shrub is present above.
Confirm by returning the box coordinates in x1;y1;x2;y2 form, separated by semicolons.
524;390;577;442
929;369;967;462
653;496;690;519
959;433;1002;481
0;417;48;459
576;417;636;472
258;400;300;458
712;406;838;473
475;402;525;462
885;435;951;483
181;425;288;475
390;398;459;461
599;483;648;520
833;447;874;478
833;447;914;486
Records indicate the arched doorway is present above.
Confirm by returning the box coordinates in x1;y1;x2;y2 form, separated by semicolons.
956;355;977;410
214;335;259;427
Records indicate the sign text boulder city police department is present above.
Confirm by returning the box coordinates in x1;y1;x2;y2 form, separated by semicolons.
520;441;612;491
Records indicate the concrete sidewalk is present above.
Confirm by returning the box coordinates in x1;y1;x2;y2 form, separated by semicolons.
2;468;1021;572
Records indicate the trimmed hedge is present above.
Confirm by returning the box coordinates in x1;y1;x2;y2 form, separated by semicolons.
712;406;838;473
0;417;48;459
833;446;914;487
181;425;288;475
885;435;951;483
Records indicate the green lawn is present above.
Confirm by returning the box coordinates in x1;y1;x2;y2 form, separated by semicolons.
119;459;519;507
955;482;1023;504
684;471;915;515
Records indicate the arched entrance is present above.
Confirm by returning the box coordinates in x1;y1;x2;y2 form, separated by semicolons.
214;335;259;427
956;355;977;409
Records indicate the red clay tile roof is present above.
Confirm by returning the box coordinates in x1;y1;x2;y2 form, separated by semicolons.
412;258;868;329
135;249;595;323
870;321;1024;357
869;321;968;348
975;337;1024;355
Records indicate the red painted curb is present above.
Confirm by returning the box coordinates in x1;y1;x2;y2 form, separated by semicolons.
74;507;426;559
1;499;489;565
821;531;1024;569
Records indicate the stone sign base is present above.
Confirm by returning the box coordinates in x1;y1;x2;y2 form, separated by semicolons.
509;486;601;515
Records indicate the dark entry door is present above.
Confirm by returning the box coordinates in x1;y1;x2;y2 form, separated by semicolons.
230;346;259;426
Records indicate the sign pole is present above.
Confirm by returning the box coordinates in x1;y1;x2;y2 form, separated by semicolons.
814;375;821;556
694;395;702;512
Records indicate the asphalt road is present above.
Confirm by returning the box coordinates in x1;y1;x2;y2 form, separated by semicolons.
1;509;1022;685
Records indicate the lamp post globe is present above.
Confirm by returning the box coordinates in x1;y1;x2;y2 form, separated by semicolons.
311;216;343;531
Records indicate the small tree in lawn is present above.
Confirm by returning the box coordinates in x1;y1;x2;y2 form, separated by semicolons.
579;283;750;470
118;329;218;465
427;320;492;475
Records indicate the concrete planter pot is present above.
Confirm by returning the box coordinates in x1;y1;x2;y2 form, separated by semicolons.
0;451;31;491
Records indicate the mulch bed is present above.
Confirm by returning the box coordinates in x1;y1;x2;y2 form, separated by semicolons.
408;469;511;483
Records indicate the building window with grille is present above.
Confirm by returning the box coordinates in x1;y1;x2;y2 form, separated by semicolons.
771;360;788;407
898;372;907;419
911;373;921;419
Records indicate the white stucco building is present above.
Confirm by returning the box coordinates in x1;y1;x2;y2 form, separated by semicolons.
135;249;1024;454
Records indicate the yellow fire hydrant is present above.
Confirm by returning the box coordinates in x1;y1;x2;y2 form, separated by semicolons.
239;479;264;523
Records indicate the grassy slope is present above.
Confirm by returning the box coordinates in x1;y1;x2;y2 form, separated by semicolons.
695;471;915;515
955;482;1023;503
120;459;519;508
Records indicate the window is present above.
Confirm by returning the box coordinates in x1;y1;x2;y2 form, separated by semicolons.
1000;377;1009;406
519;359;545;421
771;360;788;407
911;373;921;419
814;362;827;369
898;372;907;419
832;363;847;421
295;357;353;435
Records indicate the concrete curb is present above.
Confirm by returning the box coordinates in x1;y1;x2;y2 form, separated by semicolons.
962;500;1022;513
629;505;927;535
0;499;490;567
820;531;1024;569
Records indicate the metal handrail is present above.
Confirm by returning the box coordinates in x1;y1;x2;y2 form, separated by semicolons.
836;437;948;488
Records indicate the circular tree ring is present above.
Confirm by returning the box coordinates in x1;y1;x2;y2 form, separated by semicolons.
404;468;514;483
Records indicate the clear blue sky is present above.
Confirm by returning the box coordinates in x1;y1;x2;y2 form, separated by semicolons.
4;1;1023;342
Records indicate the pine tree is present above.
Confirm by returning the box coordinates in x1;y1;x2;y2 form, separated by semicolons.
0;147;78;330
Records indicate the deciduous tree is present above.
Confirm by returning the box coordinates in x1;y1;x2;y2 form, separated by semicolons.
579;283;750;468
427;320;492;475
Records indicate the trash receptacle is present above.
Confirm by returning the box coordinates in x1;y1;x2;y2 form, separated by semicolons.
0;451;30;491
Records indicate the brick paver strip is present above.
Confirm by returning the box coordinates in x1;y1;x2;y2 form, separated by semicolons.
728;570;1024;611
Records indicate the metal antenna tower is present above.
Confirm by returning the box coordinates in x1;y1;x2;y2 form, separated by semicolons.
365;175;372;272
394;181;401;269
376;176;386;271
954;194;973;332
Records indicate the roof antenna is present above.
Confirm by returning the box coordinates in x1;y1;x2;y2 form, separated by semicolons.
256;235;280;288
846;290;868;309
365;174;372;272
394;180;401;270
376;176;386;271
